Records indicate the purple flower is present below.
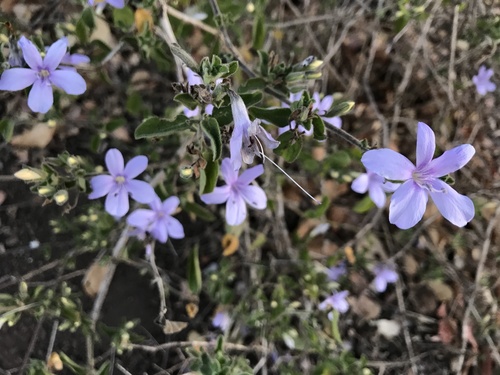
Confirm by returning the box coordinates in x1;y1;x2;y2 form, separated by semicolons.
183;103;213;118
229;90;280;171
212;311;231;332
200;158;267;226
319;291;349;314
185;67;203;85
279;91;313;136
0;36;86;113
127;195;185;243
372;264;398;292
61;52;90;66
88;0;125;10
361;122;475;229
472;65;496;96
351;171;400;208
326;262;347;282
88;148;156;217
312;92;342;129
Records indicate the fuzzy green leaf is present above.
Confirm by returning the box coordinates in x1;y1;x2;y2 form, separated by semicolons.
312;116;326;141
134;116;191;139
248;107;291;127
174;93;199;110
201;117;222;161
187;245;202;294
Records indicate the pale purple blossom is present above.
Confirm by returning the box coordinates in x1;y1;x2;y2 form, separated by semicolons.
212;311;231;332
362;122;475;229
88;0;124;10
372;264;398;292
61;52;90;66
472;65;496;96
326;262;347;282
229;90;279;170
312;92;342;129
319;291;349;314
0;36;86;113
351;171;400;208
183;103;213;118
278;91;312;136
88;148;156;218
200;158;267;226
185;67;203;85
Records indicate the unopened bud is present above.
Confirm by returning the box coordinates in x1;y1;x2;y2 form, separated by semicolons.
14;168;45;181
47;119;57;128
305;71;322;80
246;2;255;12
307;59;323;70
53;190;69;205
38;186;55;196
180;166;194;179
67;156;79;167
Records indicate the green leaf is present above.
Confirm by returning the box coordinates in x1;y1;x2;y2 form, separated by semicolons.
328;150;351;169
112;6;135;29
126;91;144;115
252;13;266;50
257;50;269;76
201;117;222;161
353;195;375;214
168;43;198;72
304;196;330;218
324;100;355;118
174;93;199;110
187;245;202;294
274;131;303;162
134;116;191;139
211;92;263;126
248;107;291;127
81;7;95;29
183;201;215;222
74;19;88;44
311;116;326;141
226;61;239;77
239;77;267;93
0;119;14;142
59;352;86;375
199;157;219;195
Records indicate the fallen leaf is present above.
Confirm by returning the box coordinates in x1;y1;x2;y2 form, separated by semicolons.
186;302;199;318
351;294;381;320
222;233;239;256
426;280;454;302
464;323;478;353
374;319;401;339
11;123;55;148
82;262;110;298
162;319;188;334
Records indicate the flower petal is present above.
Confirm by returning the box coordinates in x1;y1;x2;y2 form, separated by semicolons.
373;275;388;292
257;125;280;150
27;79;53;113
126;209;155;229
369;184;387;209
425;144;475;177
151;220;168;243
18;36;42;70
165;217;185;239
105;186;129;217
229;121;244;171
351;173;369;194
44;37;68;71
49;69;86;95
162;196;180;215
123;155;148;179
429;179;474;227
126;180;156;204
105;148;124;176
61;53;90;65
88;175;114;199
389;180;428;229
106;0;125;8
226;191;247;226
201;186;231;204
416;122;435;168
322;116;341;129
237;164;264;185
362;149;414;181
318;95;334;113
220;158;238;185
0;68;37;91
239;185;267;209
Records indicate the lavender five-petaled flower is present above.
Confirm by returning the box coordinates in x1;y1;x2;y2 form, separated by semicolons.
312;92;342;129
212;311;231;332
372;264;398;293
326;262;347;282
127;195;185;243
351;171;400;209
319;291;349;314
88;148;156;218
362;122;475;229
200;158;267;226
472;65;496;96
0;36;86;113
229;90;280;171
88;0;125;10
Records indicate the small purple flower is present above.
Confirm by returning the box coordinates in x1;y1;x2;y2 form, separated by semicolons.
127;195;185;243
88;148;156;217
229;90;280;171
351;171;400;208
200;158;267;226
372;264;398;292
212;311;231;332
279;91;313;136
326;262;347;282
88;0;125;10
362;122;475;229
472;65;496;96
61;52;90;66
185;67;203;85
312;92;342;129
0;36;86;113
319;291;349;314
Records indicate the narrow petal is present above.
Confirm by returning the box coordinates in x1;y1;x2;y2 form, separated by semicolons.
44;38;68;71
49;69;86;95
88;175;114;199
106;0;125;8
162;196;180;215
362;149;414;181
319;95;334;113
61;53;90;65
165;217;185;239
257;124;280;150
237;164;264;185
229;123;244;171
200;186;230;204
369;184;387;209
0;68;37;91
126;180;156;204
126;209;155;229
105;148;124;176
225;192;247;226
373;276;388;292
425;144;475;177
239;185;267;209
220;158;238;185
151;221;168;243
18;36;42;70
27;79;53;113
322;116;342;129
105;186;129;217
429;180;475;227
351;174;369;194
416;122;435;168
185;68;203;85
389;180;428;229
123;155;148;179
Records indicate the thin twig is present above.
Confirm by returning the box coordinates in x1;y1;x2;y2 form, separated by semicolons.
447;5;460;107
129;340;269;354
18;315;45;374
45;320;59;363
164;5;218;35
149;242;167;316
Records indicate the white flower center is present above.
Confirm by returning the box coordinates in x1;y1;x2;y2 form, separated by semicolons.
39;69;50;78
115;176;125;184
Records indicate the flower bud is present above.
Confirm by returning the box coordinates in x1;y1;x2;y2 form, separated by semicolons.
47;119;57;128
67;156;79;167
14;168;45;181
53;190;69;205
180;166;194;179
38;186;55;196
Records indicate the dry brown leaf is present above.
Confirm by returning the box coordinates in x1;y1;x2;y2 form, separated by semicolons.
426;280;454;302
90;16;116;47
82;262;110;298
222;233;239;256
344;246;356;264
436;317;457;345
11;123;55;148
134;8;153;33
185;302;199;318
162;319;188;334
351;294;381;320
464;323;478;353
47;352;63;372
